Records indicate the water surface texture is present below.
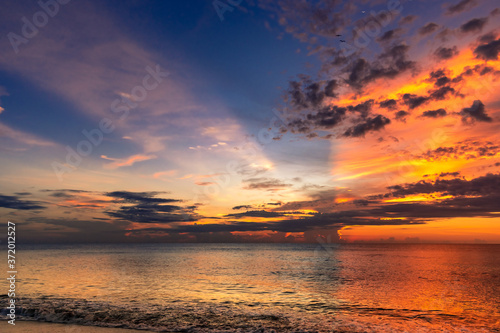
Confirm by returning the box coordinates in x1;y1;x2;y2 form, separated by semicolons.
3;243;500;332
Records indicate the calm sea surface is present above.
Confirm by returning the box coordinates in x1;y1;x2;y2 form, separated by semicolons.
2;243;500;332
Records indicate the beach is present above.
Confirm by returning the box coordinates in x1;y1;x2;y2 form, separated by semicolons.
1;321;147;333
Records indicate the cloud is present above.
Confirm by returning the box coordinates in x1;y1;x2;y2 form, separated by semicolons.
387;173;500;198
446;0;478;15
195;181;215;186
346;44;416;89
106;191;180;204
0;194;46;210
324;79;339;98
399;15;417;25
287;78;339;110
0;122;56;148
395;110;409;122
22;217;132;243
105;191;198;223
232;205;253;210
427;69;452;86
439;172;461;177
161;214;424;235
417;140;500;161
421;108;448;118
286;98;393;139
419;23;439;35
402;94;429;109
459;100;493;124
474;38;500;60
379;99;398;110
102;154;157;169
428;86;456;101
377;29;401;42
243;178;293;191
224;210;287;218
460;17;488;33
478;32;498;43
342;115;391;138
434;46;458;59
177;174;500;235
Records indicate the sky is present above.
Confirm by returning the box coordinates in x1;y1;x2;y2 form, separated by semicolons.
0;0;499;244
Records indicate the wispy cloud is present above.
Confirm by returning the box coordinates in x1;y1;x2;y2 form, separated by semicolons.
101;154;157;169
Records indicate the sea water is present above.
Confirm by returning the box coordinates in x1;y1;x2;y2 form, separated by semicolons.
2;243;499;332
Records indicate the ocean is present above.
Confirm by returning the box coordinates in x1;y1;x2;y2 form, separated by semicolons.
2;243;500;332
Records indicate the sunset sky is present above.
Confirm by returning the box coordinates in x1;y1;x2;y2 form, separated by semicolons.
1;0;499;243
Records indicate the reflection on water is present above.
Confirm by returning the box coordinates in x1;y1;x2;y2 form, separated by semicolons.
8;243;500;332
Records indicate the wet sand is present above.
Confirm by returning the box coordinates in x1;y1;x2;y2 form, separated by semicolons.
1;321;150;333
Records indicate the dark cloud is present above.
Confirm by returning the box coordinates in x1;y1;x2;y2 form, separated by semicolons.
347;99;374;117
417;140;500;161
49;191;74;198
395;110;409;122
164;214;424;235
428;86;456;101
107;204;197;223
434;46;458;59
168;174;500;235
225;210;287;218
435;76;451;86
243;177;292;190
105;191;197;223
304;105;347;129
460;17;488;33
346;44;416;89
439;172;461;177
419;23;439;35
478;32;498;43
106;191;180;204
427;69;452;87
387;173;500;198
17;218;131;243
377;29;401;42
474;38;500;60
342;115;391;138
232;205;253;210
379;99;398;110
0;194;46;210
324;79;339;98
286;99;389;138
40;189;92;199
446;0;478;15
429;69;447;79
459;100;493;123
399;15;416;25
287;78;339;109
421;108;447;118
402;93;429;109
71;170;500;239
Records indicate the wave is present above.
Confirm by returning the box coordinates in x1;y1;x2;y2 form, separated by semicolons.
1;295;497;332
